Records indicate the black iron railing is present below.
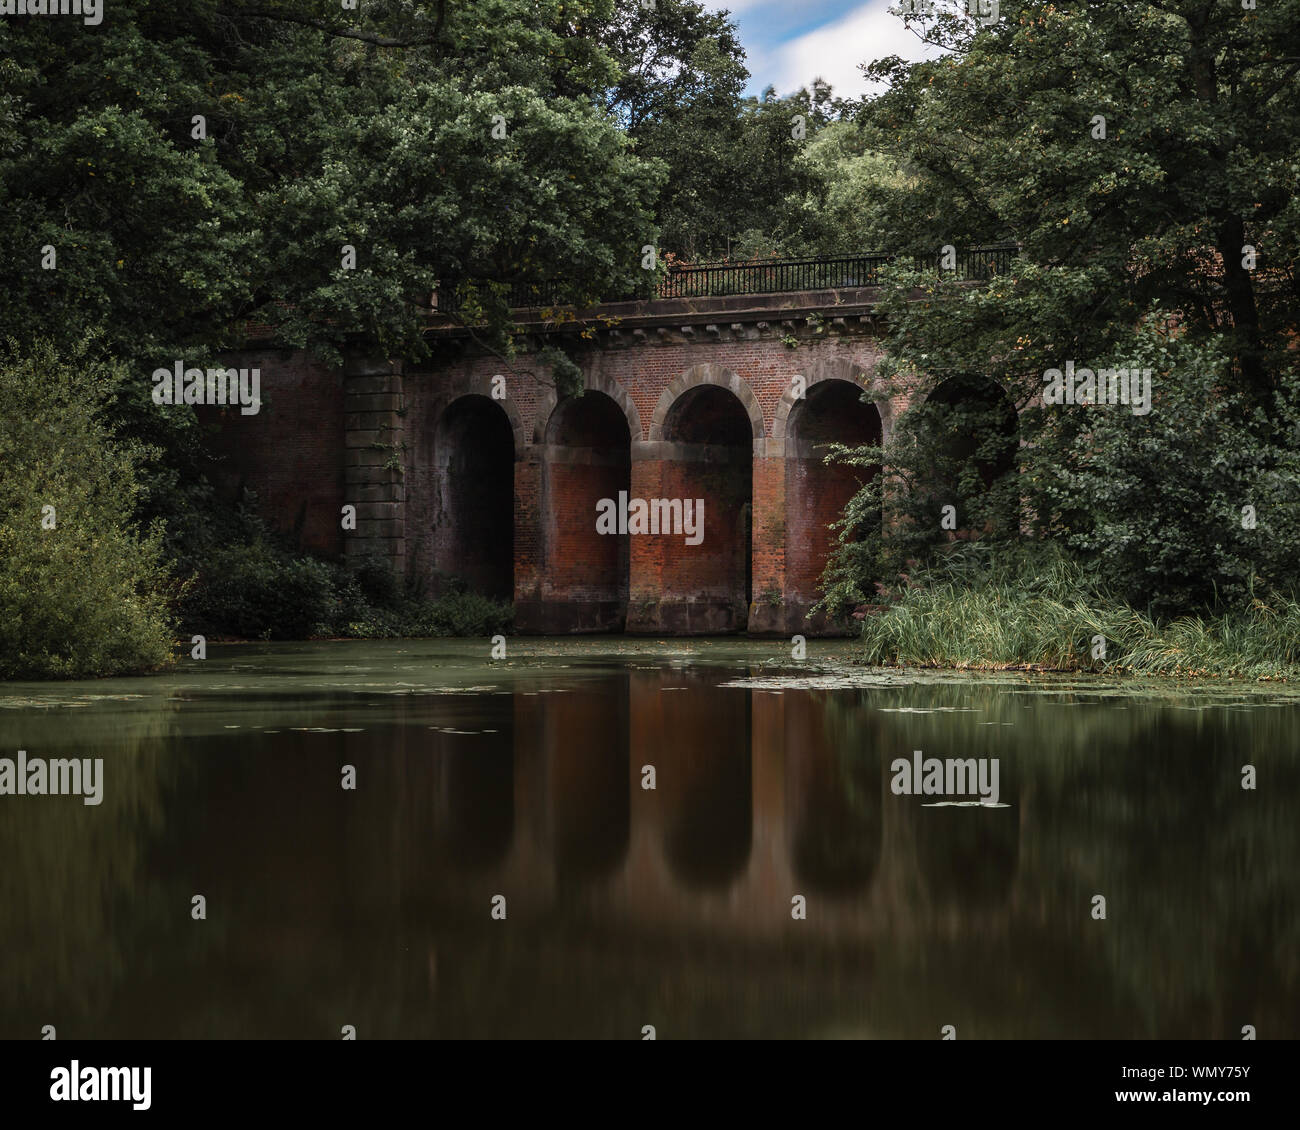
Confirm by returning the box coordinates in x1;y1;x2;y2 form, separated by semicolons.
433;244;1017;315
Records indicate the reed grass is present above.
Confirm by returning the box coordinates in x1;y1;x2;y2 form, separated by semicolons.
857;547;1300;680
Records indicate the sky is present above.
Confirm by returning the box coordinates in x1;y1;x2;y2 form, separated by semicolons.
699;0;942;100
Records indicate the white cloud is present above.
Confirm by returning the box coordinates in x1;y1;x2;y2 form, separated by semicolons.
750;2;942;99
698;0;769;13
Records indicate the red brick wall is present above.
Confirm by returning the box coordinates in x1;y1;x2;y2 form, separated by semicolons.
656;454;750;600
199;349;345;557
751;456;786;601
544;460;629;600
204;327;924;632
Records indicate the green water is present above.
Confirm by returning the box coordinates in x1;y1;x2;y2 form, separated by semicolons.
1;638;1297;1039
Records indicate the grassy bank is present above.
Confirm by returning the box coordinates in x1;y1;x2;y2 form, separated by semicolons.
855;550;1300;681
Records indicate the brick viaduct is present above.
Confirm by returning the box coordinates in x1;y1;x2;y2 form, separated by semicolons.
208;285;982;635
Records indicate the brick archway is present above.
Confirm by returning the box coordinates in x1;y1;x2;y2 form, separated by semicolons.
432;394;517;599
628;375;755;635
534;389;632;632
433;375;528;459
781;378;882;627
648;363;765;443
534;371;642;445
771;358;888;446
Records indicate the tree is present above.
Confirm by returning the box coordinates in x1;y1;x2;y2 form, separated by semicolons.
823;0;1300;615
857;0;1300;408
584;0;750;260
0;0;667;580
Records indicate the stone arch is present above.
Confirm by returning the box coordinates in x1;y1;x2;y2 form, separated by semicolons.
434;373;528;457
780;373;884;628
534;370;642;445
772;357;889;446
648;363;765;443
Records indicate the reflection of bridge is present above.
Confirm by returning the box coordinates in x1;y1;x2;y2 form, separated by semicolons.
387;671;1026;942
206;257;1015;635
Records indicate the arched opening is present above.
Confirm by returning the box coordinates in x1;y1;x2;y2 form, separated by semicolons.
919;375;1018;540
541;392;632;632
657;384;753;633
433;395;515;599
785;380;883;625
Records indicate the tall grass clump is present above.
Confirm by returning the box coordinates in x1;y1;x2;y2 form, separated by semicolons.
857;543;1300;680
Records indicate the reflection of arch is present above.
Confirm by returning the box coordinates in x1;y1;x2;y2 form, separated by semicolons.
784;378;883;609
540;390;631;630
658;679;752;889
535;372;641;444
915;793;1020;907
433;395;515;599
786;697;882;896
648;364;765;443
546;682;630;882
436;732;514;871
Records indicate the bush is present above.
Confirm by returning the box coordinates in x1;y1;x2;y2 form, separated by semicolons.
420;590;514;637
0;342;175;679
182;542;334;641
348;554;402;610
180;547;515;642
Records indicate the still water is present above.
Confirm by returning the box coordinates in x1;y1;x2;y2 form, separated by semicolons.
1;639;1297;1039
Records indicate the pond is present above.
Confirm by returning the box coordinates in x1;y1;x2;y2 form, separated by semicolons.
1;638;1296;1039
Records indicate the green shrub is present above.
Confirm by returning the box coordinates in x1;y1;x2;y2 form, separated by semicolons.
349;554;402;610
421;590;514;637
183;542;334;641
0;341;174;679
180;548;515;642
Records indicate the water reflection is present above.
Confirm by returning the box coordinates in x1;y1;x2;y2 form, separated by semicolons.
785;693;882;896
0;647;1297;1039
653;672;752;890
437;731;514;872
